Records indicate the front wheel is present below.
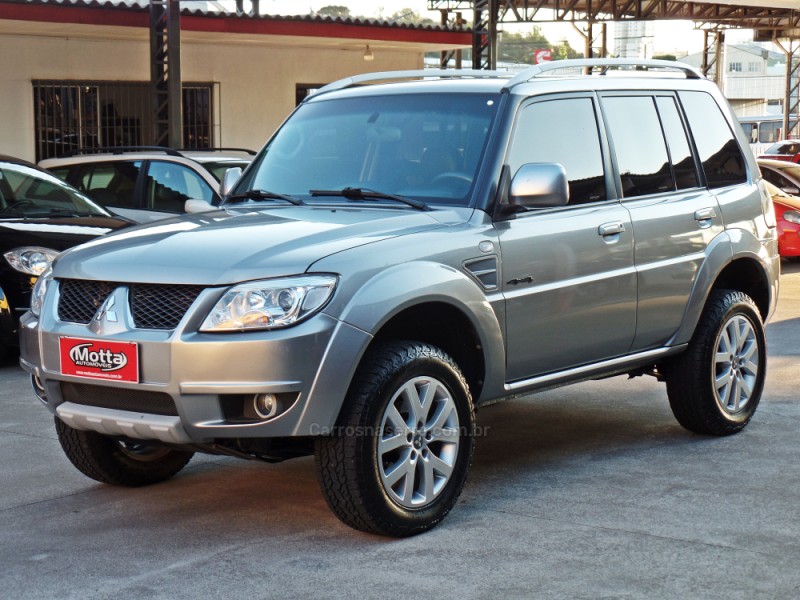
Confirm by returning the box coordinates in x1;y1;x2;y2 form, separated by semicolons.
663;289;766;436
55;418;194;486
315;341;475;537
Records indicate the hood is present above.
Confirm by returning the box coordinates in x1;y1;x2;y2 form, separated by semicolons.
53;206;464;285
0;215;130;254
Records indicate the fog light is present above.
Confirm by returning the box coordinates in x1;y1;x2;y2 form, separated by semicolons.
253;393;279;419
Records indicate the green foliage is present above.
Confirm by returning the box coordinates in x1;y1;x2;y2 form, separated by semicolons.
390;8;437;26
317;5;351;18
498;27;583;64
654;54;678;62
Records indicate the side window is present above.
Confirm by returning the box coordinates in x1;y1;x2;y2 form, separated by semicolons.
81;161;141;207
508;97;606;205
146;161;214;212
603;96;673;197
48;167;72;183
679;91;747;188
655;97;700;190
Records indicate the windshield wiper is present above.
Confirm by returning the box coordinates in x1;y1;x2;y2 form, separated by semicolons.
22;209;100;218
309;187;429;211
225;189;304;206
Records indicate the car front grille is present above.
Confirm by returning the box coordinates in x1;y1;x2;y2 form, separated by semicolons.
58;279;115;324
61;381;179;416
130;284;204;330
57;279;204;330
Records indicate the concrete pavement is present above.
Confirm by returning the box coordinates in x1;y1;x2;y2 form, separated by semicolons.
1;265;799;599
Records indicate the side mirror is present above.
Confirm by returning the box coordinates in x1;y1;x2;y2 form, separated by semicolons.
221;167;243;197
509;163;569;208
184;199;215;214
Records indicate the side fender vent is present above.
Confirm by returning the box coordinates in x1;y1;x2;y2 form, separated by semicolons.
463;257;498;290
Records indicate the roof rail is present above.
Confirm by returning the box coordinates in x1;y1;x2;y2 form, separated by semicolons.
503;58;703;90
311;69;510;99
59;145;182;158
177;147;257;156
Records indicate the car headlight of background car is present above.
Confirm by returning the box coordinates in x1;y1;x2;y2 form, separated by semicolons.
29;267;53;318
200;275;338;332
4;246;59;276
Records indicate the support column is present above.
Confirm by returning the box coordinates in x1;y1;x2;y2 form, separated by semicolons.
701;29;725;86
150;0;181;148
776;37;800;139
472;0;497;70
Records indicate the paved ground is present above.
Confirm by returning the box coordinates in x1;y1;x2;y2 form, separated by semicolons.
1;266;800;599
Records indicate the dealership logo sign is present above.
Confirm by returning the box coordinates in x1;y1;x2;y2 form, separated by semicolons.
68;343;128;372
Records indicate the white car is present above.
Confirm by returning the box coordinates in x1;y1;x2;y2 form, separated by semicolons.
40;147;254;223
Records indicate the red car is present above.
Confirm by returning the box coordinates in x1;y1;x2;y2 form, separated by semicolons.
765;180;800;257
759;140;800;163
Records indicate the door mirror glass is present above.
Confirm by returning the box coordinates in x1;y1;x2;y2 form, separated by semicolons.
509;163;569;208
221;167;243;196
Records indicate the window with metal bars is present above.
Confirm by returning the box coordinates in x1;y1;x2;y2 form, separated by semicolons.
33;80;215;161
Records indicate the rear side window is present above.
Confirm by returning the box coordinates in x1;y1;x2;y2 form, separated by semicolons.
509;97;606;204
679;91;747;188
602;96;673;197
80;161;142;207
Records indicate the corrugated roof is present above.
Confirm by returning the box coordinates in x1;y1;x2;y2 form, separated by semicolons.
3;0;470;33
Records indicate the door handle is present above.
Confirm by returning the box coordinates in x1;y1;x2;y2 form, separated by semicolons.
598;221;625;236
694;207;717;221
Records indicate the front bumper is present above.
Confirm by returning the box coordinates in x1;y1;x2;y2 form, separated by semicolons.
19;286;370;444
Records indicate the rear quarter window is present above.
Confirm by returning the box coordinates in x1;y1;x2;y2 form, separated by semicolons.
679;91;747;189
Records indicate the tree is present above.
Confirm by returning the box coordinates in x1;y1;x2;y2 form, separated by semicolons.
497;27;583;64
390;8;437;26
317;5;351;18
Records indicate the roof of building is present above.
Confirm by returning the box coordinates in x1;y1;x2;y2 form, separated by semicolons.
0;0;471;46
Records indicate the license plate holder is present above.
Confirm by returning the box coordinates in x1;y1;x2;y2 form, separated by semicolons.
59;337;139;383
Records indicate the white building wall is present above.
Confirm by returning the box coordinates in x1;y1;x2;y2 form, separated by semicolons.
0;24;423;162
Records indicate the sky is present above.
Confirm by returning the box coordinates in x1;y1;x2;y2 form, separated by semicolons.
222;0;758;56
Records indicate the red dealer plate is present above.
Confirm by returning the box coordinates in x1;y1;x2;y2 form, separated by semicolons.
59;337;139;383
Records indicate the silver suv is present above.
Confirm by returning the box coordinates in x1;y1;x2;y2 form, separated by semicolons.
20;59;780;537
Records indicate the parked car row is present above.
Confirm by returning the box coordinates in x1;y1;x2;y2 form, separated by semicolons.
0;155;130;358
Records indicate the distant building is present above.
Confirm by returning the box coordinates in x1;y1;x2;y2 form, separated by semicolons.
682;44;786;117
614;21;654;59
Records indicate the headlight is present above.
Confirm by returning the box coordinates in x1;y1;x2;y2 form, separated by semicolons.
200;275;337;332
784;210;800;225
30;267;53;318
4;246;59;276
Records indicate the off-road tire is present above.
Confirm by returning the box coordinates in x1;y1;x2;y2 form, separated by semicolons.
55;417;193;486
663;289;766;436
315;341;475;537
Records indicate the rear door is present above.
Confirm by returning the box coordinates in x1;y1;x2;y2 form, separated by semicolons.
497;94;637;381
600;93;725;351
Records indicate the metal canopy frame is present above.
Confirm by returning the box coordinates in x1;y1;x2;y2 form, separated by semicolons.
431;0;800;136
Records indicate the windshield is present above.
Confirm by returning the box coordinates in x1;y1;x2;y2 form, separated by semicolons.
0;162;111;218
235;93;500;207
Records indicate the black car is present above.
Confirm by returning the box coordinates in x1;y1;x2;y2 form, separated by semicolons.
0;155;130;358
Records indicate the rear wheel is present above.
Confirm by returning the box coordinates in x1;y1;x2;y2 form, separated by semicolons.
55;417;193;486
663;289;766;436
315;341;475;537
